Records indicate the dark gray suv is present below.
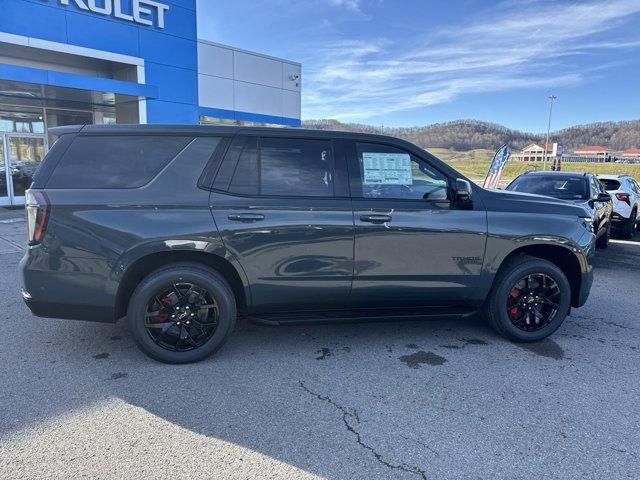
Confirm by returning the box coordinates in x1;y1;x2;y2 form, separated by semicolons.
21;125;595;363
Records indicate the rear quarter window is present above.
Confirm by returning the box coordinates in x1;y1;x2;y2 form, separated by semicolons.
600;179;620;191
46;135;193;189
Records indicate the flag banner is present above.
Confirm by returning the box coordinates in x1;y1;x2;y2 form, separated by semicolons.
483;144;511;189
552;143;563;171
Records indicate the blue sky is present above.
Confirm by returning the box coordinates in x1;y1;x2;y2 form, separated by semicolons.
197;0;640;132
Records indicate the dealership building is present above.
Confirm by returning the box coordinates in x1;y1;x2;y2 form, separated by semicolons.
0;0;302;205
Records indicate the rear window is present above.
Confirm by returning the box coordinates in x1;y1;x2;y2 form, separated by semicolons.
507;175;589;200
599;179;620;191
46;135;192;189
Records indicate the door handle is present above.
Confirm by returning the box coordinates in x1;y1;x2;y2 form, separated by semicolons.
228;213;265;222
360;214;392;224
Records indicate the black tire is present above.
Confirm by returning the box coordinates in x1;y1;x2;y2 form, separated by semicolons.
619;211;636;240
127;262;237;364
482;255;572;342
595;222;610;249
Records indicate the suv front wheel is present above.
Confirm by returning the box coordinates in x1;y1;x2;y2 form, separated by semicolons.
596;222;610;249
483;256;571;342
127;263;237;363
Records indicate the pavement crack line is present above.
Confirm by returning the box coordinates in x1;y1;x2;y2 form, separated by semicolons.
299;381;428;480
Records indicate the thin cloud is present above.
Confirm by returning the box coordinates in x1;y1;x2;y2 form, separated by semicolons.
326;0;362;13
302;0;640;121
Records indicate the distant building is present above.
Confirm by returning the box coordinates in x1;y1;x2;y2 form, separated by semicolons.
572;146;611;155
563;146;616;163
620;148;640;158
513;143;626;164
511;143;558;162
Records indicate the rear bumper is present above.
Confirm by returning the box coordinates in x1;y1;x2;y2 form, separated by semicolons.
611;200;633;220
20;246;116;323
22;290;115;322
611;211;633;224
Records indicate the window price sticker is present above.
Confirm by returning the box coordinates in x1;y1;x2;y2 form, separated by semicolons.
362;152;412;185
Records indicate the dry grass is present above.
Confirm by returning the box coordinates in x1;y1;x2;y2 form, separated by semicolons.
426;147;640;183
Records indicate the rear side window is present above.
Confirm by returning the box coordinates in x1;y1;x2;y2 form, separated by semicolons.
219;136;334;197
260;138;333;196
46;135;192;189
229;137;259;194
599;179;620;191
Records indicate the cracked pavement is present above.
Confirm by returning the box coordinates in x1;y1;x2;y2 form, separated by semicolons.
1;217;639;479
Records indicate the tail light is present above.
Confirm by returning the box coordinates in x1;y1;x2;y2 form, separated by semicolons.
615;193;631;205
25;190;50;245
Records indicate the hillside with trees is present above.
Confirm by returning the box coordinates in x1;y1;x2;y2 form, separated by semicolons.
302;119;640;152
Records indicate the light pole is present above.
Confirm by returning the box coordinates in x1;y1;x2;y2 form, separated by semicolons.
543;94;557;170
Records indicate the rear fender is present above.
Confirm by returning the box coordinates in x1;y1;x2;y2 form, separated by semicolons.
106;238;252;304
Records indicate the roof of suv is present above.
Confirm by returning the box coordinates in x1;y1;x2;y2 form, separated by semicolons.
45;124;471;183
49;124;408;144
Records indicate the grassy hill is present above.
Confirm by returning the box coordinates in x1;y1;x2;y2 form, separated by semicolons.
304;119;640;151
425;147;640;183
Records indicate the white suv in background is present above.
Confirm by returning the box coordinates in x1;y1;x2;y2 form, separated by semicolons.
598;175;640;239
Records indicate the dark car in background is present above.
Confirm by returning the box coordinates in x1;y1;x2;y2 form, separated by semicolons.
21;125;595;363
506;171;613;249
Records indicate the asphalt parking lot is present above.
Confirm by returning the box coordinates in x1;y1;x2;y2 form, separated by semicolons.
1;212;638;480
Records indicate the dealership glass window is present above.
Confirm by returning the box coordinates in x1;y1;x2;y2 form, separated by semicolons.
260;138;333;196
45;109;94;146
7;137;46;197
0;108;45;134
0;139;6;198
46;135;193;189
200;116;238;126
199;115;283;128
354;143;449;201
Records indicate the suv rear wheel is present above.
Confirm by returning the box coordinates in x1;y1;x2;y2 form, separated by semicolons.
483;256;571;342
127;263;237;363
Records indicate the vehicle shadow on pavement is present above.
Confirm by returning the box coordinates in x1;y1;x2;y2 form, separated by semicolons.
4;233;640;479
3;304;582;479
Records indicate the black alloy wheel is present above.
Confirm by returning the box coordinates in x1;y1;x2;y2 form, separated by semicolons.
483;255;571;342
506;273;560;332
127;263;237;364
145;282;219;352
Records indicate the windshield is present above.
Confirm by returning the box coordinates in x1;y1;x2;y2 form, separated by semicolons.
507;175;589;200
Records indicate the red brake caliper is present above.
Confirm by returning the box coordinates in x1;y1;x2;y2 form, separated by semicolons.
508;287;521;317
155;295;173;322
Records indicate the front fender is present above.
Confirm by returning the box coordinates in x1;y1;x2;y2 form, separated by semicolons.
475;211;593;301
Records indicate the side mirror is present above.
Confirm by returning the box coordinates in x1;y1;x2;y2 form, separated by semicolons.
589;192;611;207
455;178;473;205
